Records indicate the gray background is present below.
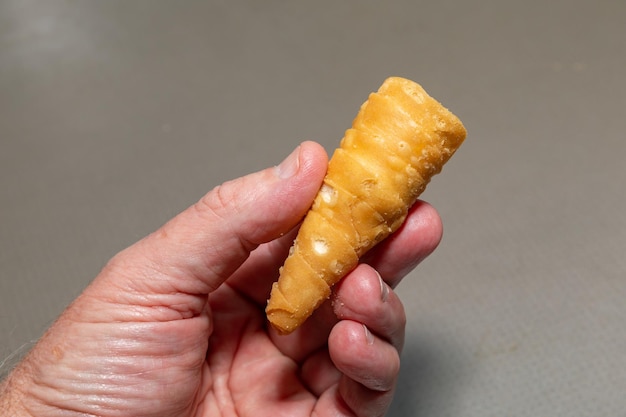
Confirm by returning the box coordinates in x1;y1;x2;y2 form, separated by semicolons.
2;1;625;415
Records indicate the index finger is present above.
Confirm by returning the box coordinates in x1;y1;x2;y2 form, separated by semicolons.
361;200;443;288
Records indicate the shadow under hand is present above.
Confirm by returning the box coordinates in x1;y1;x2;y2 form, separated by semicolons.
387;336;470;417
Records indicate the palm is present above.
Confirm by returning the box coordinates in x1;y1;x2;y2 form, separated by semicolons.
193;235;346;417
197;287;319;416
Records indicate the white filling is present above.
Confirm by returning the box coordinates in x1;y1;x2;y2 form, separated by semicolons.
312;238;328;255
330;260;344;275
320;184;337;205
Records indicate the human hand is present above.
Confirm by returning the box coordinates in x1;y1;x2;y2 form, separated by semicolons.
0;141;443;417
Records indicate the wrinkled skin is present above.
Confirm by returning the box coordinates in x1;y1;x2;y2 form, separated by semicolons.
1;142;443;417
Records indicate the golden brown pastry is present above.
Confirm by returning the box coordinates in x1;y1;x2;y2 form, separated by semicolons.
266;76;467;334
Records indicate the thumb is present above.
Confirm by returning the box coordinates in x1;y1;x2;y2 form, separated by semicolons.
98;141;327;306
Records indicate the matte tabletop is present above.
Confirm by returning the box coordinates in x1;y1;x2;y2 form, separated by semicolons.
2;1;625;415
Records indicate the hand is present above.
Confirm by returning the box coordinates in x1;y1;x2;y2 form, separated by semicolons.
0;142;443;417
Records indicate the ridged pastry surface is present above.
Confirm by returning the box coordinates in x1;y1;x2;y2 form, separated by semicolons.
266;77;467;334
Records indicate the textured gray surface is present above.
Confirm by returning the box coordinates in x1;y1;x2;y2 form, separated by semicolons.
2;1;625;415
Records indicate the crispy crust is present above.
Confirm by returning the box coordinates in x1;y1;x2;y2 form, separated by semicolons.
266;77;467;334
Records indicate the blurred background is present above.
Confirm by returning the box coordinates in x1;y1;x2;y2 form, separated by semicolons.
1;1;625;415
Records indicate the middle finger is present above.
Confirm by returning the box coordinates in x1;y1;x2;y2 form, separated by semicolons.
332;264;406;351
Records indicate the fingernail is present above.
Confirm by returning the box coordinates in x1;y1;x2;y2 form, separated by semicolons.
363;324;375;345
377;271;389;302
275;145;301;179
